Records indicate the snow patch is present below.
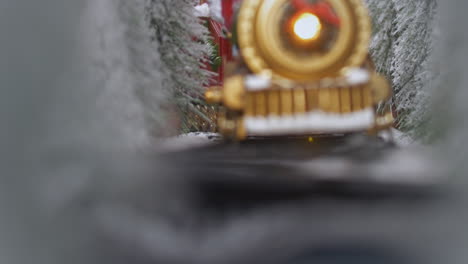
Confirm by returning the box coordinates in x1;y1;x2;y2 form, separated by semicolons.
378;128;416;147
245;75;272;91
207;0;224;24
194;3;210;17
245;109;375;136
345;68;370;85
391;128;417;146
161;133;221;152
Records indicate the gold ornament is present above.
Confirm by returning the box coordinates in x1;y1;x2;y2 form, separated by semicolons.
205;75;245;110
237;0;371;81
206;0;392;140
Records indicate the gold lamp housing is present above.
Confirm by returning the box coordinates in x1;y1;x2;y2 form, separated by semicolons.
238;0;370;81
206;0;393;140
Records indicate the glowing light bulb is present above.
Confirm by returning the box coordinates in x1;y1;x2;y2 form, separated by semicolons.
293;12;322;41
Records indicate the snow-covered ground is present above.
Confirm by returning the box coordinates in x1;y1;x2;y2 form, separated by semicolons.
391;128;416;146
163;128;415;152
161;133;222;152
378;128;415;147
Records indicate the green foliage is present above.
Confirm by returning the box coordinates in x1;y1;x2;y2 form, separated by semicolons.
146;0;216;132
365;0;438;140
207;38;222;72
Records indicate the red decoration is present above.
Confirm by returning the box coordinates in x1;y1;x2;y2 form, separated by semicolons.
291;0;340;27
199;0;235;86
222;0;242;30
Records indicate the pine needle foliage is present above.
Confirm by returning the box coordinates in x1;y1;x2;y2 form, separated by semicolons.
365;0;438;139
146;0;215;133
144;0;438;136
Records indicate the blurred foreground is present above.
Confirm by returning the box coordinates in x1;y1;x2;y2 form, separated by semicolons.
2;0;468;264
6;132;464;264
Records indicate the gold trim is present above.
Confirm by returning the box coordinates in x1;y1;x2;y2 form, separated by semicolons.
241;83;377;117
362;85;372;108
280;89;293;115
245;92;256;116
370;73;392;103
223;75;245;110
238;0;371;81
306;87;319;111
340;87;352;113
205;86;223;104
329;88;341;112
255;91;268;116
318;88;331;112
351;85;363;111
268;90;281;116
293;88;307;113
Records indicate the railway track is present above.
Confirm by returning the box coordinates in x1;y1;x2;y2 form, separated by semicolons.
99;134;457;264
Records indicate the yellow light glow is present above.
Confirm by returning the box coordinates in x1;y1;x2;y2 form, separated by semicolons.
293;13;322;41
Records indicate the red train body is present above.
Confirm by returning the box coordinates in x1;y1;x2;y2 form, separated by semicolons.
199;0;237;86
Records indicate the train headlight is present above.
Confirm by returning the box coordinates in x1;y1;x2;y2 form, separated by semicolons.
292;12;322;41
238;0;371;81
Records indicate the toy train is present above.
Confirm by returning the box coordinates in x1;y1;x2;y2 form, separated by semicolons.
200;0;393;140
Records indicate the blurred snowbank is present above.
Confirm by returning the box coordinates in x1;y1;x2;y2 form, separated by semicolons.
432;0;468;175
0;1;171;263
161;133;222;152
365;0;438;138
378;129;415;147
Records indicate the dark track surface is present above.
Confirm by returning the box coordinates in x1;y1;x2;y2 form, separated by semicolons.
166;134;441;202
96;135;465;264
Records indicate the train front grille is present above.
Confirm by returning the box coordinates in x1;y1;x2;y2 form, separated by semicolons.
243;84;375;135
245;84;373;117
